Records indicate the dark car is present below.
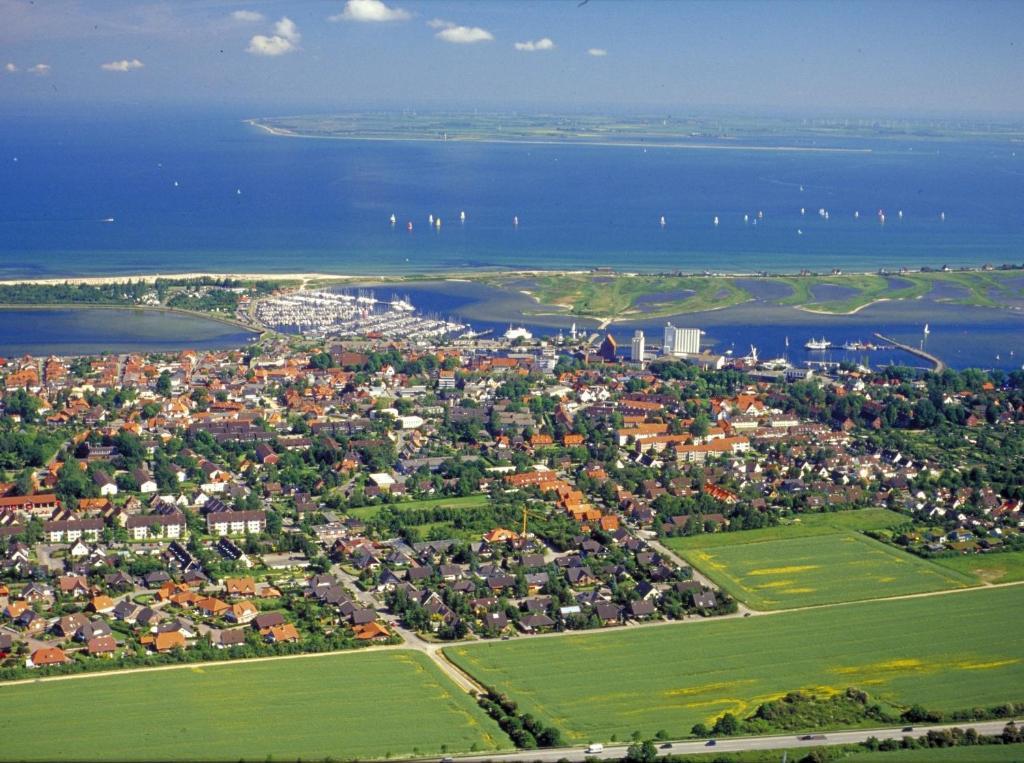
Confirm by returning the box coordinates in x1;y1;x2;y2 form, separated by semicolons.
902;726;914;732
660;743;673;749
705;740;717;746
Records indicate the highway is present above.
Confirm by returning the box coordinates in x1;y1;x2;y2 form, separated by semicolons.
456;720;1016;762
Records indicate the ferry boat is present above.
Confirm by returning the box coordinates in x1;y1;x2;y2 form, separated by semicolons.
804;337;832;350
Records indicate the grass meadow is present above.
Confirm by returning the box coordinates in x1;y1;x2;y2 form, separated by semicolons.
447;585;1024;745
665;510;976;609
0;650;505;761
933;550;1024;585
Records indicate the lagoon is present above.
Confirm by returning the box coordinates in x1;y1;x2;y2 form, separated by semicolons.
0;308;256;356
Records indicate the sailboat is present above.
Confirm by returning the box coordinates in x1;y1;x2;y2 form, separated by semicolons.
390;213;397;225
660;215;666;227
460;210;466;222
924;323;930;336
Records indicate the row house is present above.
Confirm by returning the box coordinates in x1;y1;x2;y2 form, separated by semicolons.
126;512;187;541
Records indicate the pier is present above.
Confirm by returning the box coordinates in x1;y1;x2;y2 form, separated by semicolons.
874;332;946;373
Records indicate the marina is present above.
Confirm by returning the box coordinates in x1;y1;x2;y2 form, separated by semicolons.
253;289;469;341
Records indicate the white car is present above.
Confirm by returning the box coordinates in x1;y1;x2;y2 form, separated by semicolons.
585;743;604;754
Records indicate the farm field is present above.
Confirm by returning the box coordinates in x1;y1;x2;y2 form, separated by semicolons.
933;549;1024;585
446;585;1024;746
666;510;975;609
0;650;506;761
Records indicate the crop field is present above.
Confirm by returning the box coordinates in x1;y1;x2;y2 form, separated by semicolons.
0;650;505;761
665;510;975;609
447;585;1024;746
933;550;1024;585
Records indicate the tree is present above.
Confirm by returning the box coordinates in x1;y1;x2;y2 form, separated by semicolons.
624;740;657;763
14;468;34;496
156;371;172;397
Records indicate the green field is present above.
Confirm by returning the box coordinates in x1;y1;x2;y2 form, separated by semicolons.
0;651;505;761
666;510;976;609
347;493;490;520
933;550;1024;585
447;586;1024;745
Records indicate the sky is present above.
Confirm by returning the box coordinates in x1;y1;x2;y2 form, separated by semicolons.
2;0;1023;117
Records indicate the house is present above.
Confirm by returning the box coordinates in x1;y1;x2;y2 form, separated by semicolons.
517;613;555;633
133;468;158;494
352;622;390;641
224;576;257;597
153;631;186;652
264;623;300;643
93;471;118;497
210;628;247;648
58;575;90;598
88;595;116;614
627;599;657;620
87;635;117;657
28;646;69;668
226;600;259;624
691;591;718;609
195;596;230;618
113;600;140;623
252;612;285;631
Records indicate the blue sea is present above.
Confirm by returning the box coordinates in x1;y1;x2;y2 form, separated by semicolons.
2;109;1024;278
1;108;1022;366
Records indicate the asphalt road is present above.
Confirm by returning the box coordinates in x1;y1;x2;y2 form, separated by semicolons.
456;720;1017;762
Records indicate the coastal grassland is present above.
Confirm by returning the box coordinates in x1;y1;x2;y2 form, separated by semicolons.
0;650;506;761
347;493;490;520
521;273;750;319
481;269;1024;321
932;550;1024;585
666;510;975;609
446;586;1024;745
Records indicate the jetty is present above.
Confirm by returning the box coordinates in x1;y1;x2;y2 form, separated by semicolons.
874;332;946;373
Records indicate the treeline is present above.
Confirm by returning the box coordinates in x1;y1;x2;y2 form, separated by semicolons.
475;689;562;749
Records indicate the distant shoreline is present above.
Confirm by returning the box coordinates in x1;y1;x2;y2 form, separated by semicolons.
0;265;1016;286
246;119;873;155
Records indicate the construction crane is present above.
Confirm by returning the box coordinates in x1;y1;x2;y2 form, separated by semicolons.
519;504;549;548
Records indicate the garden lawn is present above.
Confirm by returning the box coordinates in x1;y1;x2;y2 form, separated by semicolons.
0;650;506;761
933;550;1024;585
666;510;975;609
347;493;490;520
446;585;1024;746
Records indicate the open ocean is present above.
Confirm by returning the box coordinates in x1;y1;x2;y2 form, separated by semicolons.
2;110;1024;278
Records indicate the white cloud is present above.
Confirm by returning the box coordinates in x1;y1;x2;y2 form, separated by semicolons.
101;58;144;72
587;48;607;57
429;19;493;44
232;10;264;23
247;16;301;56
4;63;17;73
331;0;410;23
514;37;554;52
28;63;51;75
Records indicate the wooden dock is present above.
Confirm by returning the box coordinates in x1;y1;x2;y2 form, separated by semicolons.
874;332;946;373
